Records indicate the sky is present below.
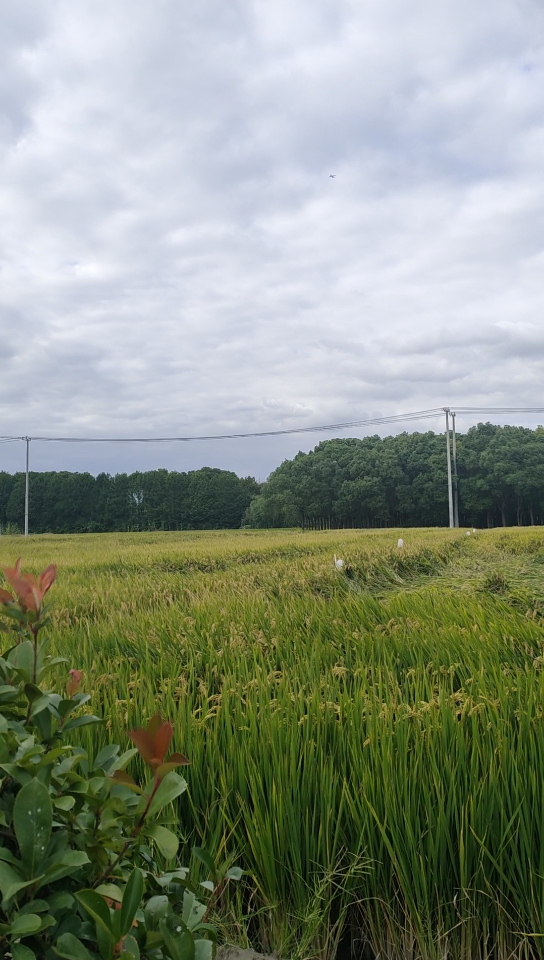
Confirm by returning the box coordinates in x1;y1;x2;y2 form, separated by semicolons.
1;0;544;480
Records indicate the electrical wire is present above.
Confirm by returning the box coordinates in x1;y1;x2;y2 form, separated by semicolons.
0;405;542;445
0;408;443;443
454;407;544;415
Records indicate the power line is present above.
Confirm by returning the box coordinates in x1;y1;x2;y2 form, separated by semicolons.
455;406;544;415
2;405;543;446
0;408;443;443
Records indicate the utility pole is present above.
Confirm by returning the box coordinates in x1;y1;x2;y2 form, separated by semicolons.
24;437;30;537
451;411;459;528
443;408;454;529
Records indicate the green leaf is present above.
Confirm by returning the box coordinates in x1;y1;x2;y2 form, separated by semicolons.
110;748;139;772
8;641;35;680
57;694;91;719
0;860;41;902
0;846;22;866
0;858;24;899
144;895;169;929
143;931;163;953
159;915;195;960
96;923;115;960
146;771;187;819
119;868;144;938
191;848;216;876
30;694;61;720
62;715;102;732
47;891;74;913
0;763;33;786
55;932;94;959
36;656;68;683
1;606;27;624
194;939;214;960
154;867;189;888
182;891;206;931
225;866;243;881
15;741;42;761
38;850;90;886
10;944;36;960
37;913;56;933
191;923;216;936
33;709;53;740
38;746;70;767
95;883;123;903
155;761;185;779
54;796;76;811
23;682;43;702
5;879;40;901
118;933;140;959
93;744;120;770
147;824;179;860
13;778;52;878
19;898;49;914
10;912;42;936
75;890;114;940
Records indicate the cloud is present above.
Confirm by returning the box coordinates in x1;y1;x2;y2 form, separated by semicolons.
0;0;543;479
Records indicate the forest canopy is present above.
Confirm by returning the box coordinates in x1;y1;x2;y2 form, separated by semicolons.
247;423;544;529
0;466;259;534
0;423;543;533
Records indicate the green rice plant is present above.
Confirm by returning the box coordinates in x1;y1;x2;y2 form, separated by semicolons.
2;527;544;959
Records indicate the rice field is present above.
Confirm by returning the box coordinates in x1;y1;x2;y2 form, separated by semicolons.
2;526;544;960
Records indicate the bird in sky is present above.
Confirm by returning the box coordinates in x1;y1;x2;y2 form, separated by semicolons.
329;174;336;178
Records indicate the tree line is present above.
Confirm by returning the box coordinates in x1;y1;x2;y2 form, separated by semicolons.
0;467;259;534
246;423;544;529
0;424;543;533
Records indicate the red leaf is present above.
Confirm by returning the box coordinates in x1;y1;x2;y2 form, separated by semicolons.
146;714;164;740
66;669;83;699
153;722;173;764
128;728;157;765
128;712;188;781
167;752;191;766
10;576;37;612
111;770;142;793
3;559;21;585
39;564;57;595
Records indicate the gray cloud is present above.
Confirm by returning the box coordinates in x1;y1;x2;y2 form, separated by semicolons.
1;0;544;479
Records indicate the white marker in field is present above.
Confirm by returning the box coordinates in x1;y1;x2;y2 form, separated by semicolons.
334;554;344;570
397;538;404;548
466;530;471;536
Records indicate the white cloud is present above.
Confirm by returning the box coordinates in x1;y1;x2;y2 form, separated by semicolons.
1;0;543;478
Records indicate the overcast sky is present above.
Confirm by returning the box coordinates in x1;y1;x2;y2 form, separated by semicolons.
1;0;544;479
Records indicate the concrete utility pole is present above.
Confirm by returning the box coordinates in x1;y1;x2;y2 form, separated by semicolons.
24;437;30;537
451;411;459;528
443;408;454;529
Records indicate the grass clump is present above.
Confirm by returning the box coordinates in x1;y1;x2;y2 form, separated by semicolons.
482;570;510;593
